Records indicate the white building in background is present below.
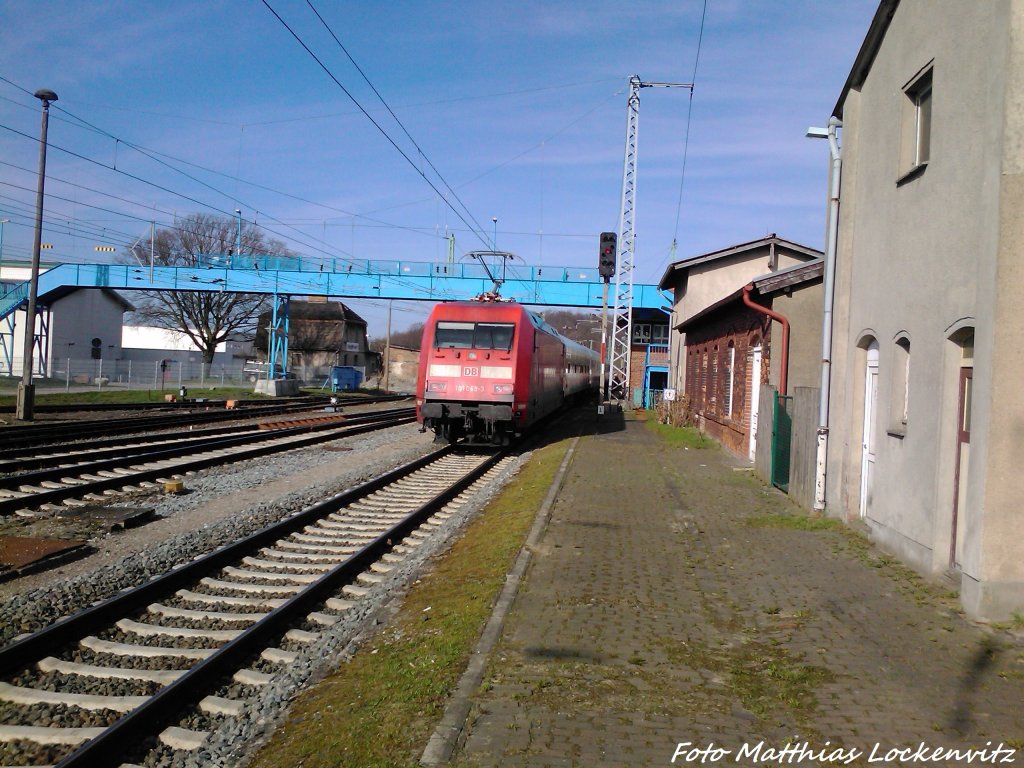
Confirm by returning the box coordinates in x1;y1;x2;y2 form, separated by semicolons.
1;274;132;377
117;326;254;383
121;326;252;360
3;257;252;383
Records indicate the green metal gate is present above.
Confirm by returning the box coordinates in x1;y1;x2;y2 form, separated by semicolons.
771;395;793;492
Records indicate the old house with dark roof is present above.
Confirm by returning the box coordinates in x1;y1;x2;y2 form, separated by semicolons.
255;300;370;383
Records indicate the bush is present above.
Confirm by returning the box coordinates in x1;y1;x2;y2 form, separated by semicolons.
655;394;696;428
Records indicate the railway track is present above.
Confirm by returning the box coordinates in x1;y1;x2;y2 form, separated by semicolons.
0;395;324;415
0;445;509;767
0;408;416;516
0;395;408;453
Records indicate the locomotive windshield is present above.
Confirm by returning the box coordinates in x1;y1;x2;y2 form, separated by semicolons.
435;321;514;351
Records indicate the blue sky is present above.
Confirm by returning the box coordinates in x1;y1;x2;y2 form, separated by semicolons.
0;0;878;333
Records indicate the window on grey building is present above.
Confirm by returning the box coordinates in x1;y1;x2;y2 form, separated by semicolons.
889;336;910;433
900;65;932;178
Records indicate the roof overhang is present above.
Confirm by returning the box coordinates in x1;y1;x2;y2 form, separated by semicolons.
657;234;822;291
674;258;824;332
833;0;900;119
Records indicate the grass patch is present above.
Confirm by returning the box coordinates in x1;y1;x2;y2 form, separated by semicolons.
645;418;713;449
746;512;843;532
665;637;833;722
247;439;571;768
0;386;267;406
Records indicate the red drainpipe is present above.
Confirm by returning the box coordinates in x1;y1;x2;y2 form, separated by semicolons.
742;284;790;397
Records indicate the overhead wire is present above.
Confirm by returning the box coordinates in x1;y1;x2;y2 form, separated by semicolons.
48;106;371;265
661;0;708;274
304;0;492;249
0;81;506;303
0;117;373;279
259;0;492;251
0;89;475;303
3;74;444;245
245;76;621;127
0;84;465;303
2;76;378;268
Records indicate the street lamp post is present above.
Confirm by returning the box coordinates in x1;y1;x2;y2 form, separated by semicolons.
16;88;58;421
0;218;9;260
235;209;242;267
806;117;843;512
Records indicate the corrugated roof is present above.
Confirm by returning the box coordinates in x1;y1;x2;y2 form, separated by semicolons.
750;258;824;294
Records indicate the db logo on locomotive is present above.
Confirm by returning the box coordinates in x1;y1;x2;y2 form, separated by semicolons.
463;366;479;376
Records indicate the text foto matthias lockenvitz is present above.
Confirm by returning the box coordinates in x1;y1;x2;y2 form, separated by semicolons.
671;741;1018;765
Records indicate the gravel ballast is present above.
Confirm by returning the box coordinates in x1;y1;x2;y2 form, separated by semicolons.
0;423;436;644
0;415;533;768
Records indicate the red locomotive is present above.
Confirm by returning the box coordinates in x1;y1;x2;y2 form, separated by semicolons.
416;301;600;443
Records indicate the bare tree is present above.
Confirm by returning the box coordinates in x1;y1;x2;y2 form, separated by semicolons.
543;310;601;348
125;214;293;364
370;322;424;352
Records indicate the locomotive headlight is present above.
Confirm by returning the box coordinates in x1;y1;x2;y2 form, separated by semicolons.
427;381;447;392
493;384;513;394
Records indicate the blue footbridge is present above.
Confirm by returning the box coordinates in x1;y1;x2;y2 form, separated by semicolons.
0;257;667;321
1;256;668;379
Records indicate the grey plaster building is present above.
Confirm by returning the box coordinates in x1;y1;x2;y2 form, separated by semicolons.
822;0;1023;619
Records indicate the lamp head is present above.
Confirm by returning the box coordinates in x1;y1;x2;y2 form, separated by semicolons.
34;89;58;103
805;126;828;139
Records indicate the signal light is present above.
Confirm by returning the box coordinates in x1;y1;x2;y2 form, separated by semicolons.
598;232;617;279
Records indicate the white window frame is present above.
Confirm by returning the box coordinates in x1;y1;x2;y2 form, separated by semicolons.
724;343;735;417
899;64;933;180
632;324;652;344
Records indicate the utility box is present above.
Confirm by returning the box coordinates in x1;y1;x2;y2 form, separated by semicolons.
331;366;363;392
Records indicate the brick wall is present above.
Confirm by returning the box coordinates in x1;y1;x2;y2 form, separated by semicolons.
684;307;772;459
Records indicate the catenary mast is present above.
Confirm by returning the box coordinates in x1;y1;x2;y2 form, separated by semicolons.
608;76;692;403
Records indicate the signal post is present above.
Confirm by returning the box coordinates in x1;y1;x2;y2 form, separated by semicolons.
598;232;616;413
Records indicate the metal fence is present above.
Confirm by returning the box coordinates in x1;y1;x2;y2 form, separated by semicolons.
6;357;374;392
37;357;253;391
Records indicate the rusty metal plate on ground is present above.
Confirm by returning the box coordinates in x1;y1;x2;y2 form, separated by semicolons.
322;445;354;452
258;413;347;430
0;535;89;573
56;506;156;530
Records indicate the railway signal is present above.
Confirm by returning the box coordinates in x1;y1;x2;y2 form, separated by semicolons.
597;232;618;409
598;232;617;280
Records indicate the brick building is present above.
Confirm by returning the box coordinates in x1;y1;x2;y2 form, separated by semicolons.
626;307;671;407
677;260;823;461
658;235;821;398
